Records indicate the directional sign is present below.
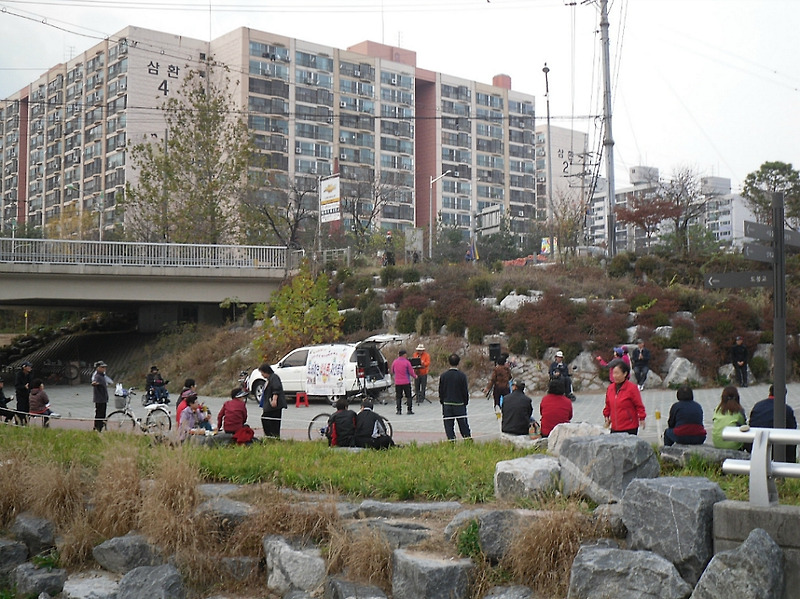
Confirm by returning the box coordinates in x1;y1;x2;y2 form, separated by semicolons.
744;220;800;249
705;271;773;289
742;242;774;263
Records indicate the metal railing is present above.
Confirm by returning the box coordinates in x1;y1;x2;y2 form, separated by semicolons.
0;237;304;270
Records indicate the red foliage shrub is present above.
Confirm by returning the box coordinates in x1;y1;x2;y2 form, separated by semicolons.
578;301;630;353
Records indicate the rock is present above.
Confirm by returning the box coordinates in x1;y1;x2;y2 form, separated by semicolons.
197;483;241;498
494;455;561;501
475;509;540;563
195;496;256;530
622;477;725;585
567;545;692;599
11;512;56;556
690;528;784;599
484;585;535;599
263;535;326;594
659;444;750;467
391;549;473;599
326;576;388;599
220;556;259;581
664;357;704;387
593;503;627;538
547;423;607;457
92;533;164;573
0;538;28;575
117;563;185;599
11;562;67;598
640;370;663;389
558;435;660;503
356;500;461;518
661;349;682;375
498;432;545;450
498;292;538;312
570;351;598;377
346;519;432;549
444;509;490;541
654;326;673;339
62;571;120;599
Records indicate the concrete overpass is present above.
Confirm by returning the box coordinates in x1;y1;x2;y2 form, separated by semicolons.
0;237;302;331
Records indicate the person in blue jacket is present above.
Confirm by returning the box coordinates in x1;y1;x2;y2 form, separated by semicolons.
664;385;706;446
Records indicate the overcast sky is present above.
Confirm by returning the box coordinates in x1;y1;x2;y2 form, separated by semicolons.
1;0;797;190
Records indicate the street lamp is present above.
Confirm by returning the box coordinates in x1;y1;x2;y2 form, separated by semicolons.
429;170;452;260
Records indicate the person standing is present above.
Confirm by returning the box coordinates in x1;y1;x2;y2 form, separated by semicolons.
384;231;395;266
730;336;749;387
483;355;512;408
539;378;573;437
664;386;706;446
603;361;646;435
412;344;431;405
438;353;472;441
501;381;533;436
92;360;112;432
14;361;33;426
259;363;286;438
749;385;798;463
712;386;747;450
391;349;416;415
596;347;630;383
632;339;651;391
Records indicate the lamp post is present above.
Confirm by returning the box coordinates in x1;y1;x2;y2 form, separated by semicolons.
429;170;452;260
96;192;104;243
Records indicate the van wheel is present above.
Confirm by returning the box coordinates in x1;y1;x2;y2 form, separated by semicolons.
251;380;265;404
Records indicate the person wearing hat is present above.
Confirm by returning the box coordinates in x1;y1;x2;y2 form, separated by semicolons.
596;347;630;383
217;388;250;435
730;335;749;387
548;351;575;401
391;349;417;415
14;361;33;426
145;365;169;404
355;397;394;449
501;380;534;436
412;344;431;405
91;361;112;432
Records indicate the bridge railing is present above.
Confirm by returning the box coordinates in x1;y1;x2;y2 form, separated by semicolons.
0;237;304;270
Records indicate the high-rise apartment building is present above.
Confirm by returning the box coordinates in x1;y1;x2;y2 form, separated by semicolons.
1;26;541;249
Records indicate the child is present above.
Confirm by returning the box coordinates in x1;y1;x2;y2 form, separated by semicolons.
28;379;61;427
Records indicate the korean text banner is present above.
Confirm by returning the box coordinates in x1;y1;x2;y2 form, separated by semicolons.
319;175;341;223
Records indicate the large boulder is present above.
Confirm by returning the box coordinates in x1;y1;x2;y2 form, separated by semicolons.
484;586;535;599
547;423;607;457
195;496;256;531
117;563;185;599
346;519;433;549
558;435;660;503
664;357;704;387
10;512;56;556
690;528;783;599
659;444;749;467
475;509;538;563
494;455;560;501
391;549;473;599
62;571;120;599
263;535;326;594
326;576;388;599
92;533;164;573
0;538;28;575
622;477;725;585
661;349;682;375
567;544;692;599
11;562;67;597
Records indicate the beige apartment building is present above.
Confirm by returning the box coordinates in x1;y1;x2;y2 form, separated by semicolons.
1;25;542;251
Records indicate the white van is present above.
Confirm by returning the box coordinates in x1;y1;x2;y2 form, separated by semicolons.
246;334;402;404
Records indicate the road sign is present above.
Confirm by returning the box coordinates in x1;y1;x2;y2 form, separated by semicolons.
742;242;775;263
744;221;800;249
705;271;773;289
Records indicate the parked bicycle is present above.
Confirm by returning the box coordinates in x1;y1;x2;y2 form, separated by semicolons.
41;359;80;385
105;386;172;435
307;411;393;441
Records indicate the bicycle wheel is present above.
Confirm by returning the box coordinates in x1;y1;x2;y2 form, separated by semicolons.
307;413;332;441
64;364;80;381
382;417;393;439
105;410;138;433
145;408;172;435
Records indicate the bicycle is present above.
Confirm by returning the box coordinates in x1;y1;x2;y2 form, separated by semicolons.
105;386;172;435
307;410;393;441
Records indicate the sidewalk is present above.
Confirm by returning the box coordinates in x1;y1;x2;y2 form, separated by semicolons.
18;382;800;445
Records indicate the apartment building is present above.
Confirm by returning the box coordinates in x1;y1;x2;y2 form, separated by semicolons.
1;26;538;248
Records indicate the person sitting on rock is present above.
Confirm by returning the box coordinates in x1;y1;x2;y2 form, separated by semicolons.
500;380;533;436
712;386;746;450
664;385;706;446
539;378;573;437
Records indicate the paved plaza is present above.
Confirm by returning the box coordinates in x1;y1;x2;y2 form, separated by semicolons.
18;381;800;445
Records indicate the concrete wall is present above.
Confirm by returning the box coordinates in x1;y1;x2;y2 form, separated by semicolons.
714;499;800;599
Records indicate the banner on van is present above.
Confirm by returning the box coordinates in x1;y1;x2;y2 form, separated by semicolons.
306;345;350;396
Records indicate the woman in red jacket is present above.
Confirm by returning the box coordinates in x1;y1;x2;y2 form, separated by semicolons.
603;360;646;435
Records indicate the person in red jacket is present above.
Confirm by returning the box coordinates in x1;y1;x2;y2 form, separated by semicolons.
603;361;646;435
217;387;249;434
539;378;573;437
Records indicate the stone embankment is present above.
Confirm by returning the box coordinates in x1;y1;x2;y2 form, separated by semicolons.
0;424;792;599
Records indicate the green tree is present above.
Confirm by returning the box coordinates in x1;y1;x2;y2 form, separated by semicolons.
124;65;258;244
477;214;521;263
741;161;800;228
255;262;342;360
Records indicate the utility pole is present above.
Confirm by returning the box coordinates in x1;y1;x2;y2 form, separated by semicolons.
543;63;555;260
599;0;616;258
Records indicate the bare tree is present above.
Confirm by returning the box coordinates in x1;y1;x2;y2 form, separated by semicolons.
241;174;318;249
340;178;404;254
551;189;589;262
658;167;715;257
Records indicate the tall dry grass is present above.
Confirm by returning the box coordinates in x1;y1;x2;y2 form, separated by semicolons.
25;461;88;528
91;452;143;538
326;524;393;591
502;509;606;597
0;451;29;527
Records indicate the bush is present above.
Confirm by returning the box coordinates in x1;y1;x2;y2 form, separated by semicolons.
380;266;398;286
499;283;515;302
750;355;770;381
341;311;363;335
635;254;662;277
508;334;526;356
396;307;420;334
668;325;694;349
468;275;493;299
608;253;633;278
402;268;421;283
419;308;441;336
361;304;384;332
446;316;466;337
467;326;486;345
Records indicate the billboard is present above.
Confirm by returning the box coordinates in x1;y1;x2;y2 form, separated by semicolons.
319;175;341;223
